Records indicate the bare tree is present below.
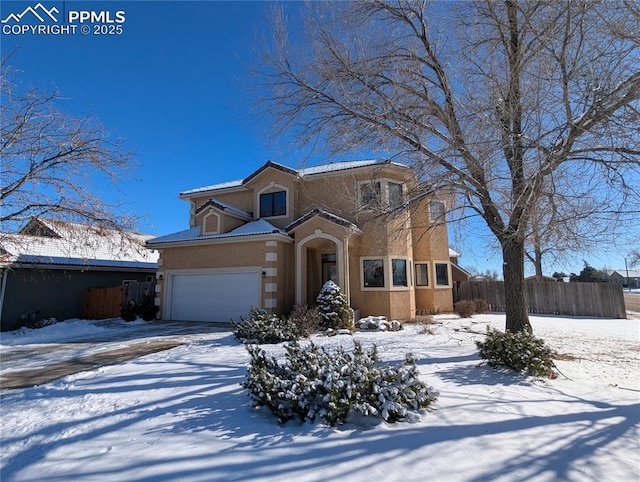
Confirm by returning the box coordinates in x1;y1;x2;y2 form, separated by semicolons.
257;0;640;333
1;63;136;234
629;249;640;268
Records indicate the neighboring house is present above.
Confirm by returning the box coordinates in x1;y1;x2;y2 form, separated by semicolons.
148;159;455;323
605;270;640;289
449;248;471;283
0;218;158;331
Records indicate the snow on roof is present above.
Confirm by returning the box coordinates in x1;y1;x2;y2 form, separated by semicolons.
1;228;159;270
180;159;410;197
449;248;460;258
147;220;287;246
298;159;407;176
607;269;640;277
195;198;252;220
286;208;360;233
180;179;243;196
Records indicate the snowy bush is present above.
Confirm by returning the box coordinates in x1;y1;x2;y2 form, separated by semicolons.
315;280;354;330
288;305;322;337
357;316;402;332
476;329;556;378
233;308;299;344
243;340;437;425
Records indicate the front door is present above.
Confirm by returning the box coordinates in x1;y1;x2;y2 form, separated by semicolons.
322;253;337;284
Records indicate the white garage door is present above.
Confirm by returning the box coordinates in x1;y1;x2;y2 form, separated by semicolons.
168;270;260;322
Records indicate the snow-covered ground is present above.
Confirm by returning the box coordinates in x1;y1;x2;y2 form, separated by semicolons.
1;314;639;482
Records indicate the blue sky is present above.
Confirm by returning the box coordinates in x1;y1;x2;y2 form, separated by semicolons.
1;0;636;275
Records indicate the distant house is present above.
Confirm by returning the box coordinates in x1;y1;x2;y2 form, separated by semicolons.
0;218;158;331
524;275;558;282
605;269;640;289
148;159;455;322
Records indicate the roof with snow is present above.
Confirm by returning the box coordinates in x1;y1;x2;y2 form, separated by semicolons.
285;209;360;233
606;269;640;278
1;219;158;270
195;198;252;220
146;219;289;246
179;159;410;197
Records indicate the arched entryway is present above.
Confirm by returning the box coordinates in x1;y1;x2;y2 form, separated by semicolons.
295;231;344;306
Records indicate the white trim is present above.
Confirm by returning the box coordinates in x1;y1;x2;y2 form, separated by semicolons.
433;260;452;288
360;256;413;291
265;252;277;262
201;210;221;235
256;183;290;220
428;200;446;223
414;261;431;288
148;232;293;249
295;231;344;305
357;178;406;212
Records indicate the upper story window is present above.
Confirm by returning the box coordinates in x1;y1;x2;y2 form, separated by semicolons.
359;180;405;211
260;191;287;217
429;200;446;223
388;182;404;209
360;182;381;210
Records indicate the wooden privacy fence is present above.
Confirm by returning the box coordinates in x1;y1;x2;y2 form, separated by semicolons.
83;281;156;319
454;280;626;319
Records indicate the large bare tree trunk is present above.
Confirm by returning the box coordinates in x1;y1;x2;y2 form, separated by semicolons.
502;238;531;333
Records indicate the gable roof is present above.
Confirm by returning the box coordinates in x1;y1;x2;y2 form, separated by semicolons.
147;219;291;247
285;208;360;234
179;159;410;198
1;219;158;270
606;269;640;278
195;198;252;220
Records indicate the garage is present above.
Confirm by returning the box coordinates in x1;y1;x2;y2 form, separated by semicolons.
167;269;260;322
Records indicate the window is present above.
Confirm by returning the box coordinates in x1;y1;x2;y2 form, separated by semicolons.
429;201;446;223
415;263;429;286
359;180;405;211
260;191;286;217
392;259;408;287
360;182;381;209
363;259;385;287
388;182;404;208
435;262;450;287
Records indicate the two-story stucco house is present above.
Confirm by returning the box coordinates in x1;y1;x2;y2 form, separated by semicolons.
147;159;454;322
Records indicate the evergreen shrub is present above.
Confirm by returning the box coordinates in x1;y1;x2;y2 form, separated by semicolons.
476;329;556;378
243;340;437;425
315;280;354;330
233;308;299;344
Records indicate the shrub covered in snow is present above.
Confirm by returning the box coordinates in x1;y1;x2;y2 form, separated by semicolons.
357;315;402;332
233;308;299;344
288;305;322;337
476;329;556;378
315;280;354;330
243;340;437;425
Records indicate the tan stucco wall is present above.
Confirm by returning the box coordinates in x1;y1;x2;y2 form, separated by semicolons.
156;237;294;318
171;163;454;320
